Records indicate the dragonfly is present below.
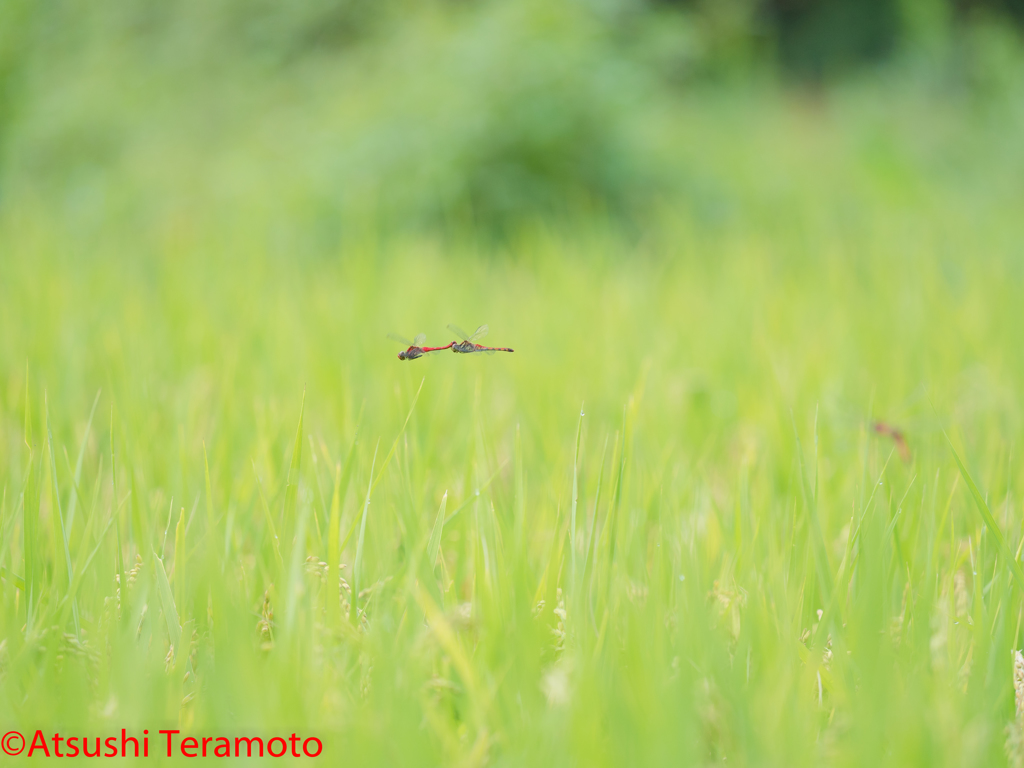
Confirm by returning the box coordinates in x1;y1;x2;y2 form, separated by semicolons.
448;324;514;354
389;333;454;361
873;421;911;464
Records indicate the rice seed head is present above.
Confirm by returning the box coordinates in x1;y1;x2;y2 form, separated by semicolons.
1006;651;1024;768
954;571;969;619
128;555;144;587
304;555;329;583
258;590;274;648
1015;650;1024;719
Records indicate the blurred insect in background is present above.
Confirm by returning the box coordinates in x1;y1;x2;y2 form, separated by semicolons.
448;324;514;354
389;333;454;361
873;421;911;463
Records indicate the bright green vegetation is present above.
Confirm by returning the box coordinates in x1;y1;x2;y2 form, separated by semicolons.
5;3;1024;767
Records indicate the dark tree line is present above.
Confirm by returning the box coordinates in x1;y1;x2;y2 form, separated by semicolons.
662;0;1024;75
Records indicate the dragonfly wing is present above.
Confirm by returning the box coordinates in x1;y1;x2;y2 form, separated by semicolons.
469;324;489;343
448;324;471;342
388;332;413;346
413;333;427;347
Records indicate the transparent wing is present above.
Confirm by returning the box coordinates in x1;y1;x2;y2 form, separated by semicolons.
388;332;413;346
413;333;427;347
469;324;489;343
448;324;472;342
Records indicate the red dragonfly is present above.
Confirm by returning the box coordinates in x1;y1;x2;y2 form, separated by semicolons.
389;333;454;361
448;324;514;354
873;421;911;464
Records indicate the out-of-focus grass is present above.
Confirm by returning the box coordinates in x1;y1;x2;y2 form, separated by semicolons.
4;143;1024;765
4;4;1024;766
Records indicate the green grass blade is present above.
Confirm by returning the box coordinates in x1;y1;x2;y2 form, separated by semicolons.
583;433;610;592
284;490;312;633
329;423;363;567
60;518;115;627
606;405;628;569
351;440;379;624
946;433;1024;594
23;362;31;451
426;491;448;569
0;486;8;570
0;567;25;592
570;404;583;595
811;449;894;647
370;377;425;494
25;450;44;631
326;460;344;627
204;441;216;545
514;423;525;557
0;482;23;594
65;389;100;540
306;435;327;553
443;461;508;526
174;507;186;621
152;550;182;651
111;404;128;627
46;395;80;637
283;389;306;531
253;461;284;567
792;411;833;605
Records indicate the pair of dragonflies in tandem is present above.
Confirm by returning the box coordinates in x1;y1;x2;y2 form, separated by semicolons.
389;324;514;361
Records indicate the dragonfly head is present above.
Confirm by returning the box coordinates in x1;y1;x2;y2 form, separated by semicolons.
398;350;409;361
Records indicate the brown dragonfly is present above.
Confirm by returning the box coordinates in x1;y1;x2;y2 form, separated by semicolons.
873;421;911;463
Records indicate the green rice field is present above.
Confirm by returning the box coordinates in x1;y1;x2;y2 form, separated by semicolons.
4;2;1024;765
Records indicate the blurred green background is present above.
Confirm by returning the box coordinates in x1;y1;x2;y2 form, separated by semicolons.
2;0;1024;235
4;1;1024;766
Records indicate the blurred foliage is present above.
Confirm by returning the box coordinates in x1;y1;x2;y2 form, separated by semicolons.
770;0;904;75
0;0;1023;233
0;0;686;231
